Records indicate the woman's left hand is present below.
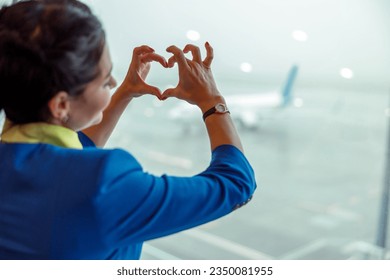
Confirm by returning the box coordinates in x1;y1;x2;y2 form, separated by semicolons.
119;45;168;100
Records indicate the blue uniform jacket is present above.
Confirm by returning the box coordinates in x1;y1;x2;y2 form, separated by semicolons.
0;132;256;259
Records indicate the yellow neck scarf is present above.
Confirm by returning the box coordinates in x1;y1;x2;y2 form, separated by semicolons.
1;119;82;149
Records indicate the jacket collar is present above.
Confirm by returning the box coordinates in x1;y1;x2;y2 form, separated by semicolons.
1;119;82;149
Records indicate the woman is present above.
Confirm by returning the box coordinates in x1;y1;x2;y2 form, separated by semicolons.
0;0;257;259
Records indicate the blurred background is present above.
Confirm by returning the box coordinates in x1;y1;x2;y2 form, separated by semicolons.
1;0;390;259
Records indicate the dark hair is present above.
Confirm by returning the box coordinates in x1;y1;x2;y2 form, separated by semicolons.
0;0;105;124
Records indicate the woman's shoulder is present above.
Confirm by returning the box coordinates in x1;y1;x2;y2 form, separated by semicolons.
60;145;141;169
0;141;141;172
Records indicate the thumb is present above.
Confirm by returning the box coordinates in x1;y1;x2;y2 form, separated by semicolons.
144;85;162;99
162;87;179;100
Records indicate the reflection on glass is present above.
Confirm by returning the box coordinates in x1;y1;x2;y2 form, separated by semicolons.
292;30;308;42
186;30;201;41
240;62;253;73
340;68;354;79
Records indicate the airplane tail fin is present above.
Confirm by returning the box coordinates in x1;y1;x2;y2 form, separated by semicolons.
281;65;299;107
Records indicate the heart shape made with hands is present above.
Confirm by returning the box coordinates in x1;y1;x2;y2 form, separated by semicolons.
129;43;214;102
144;59;179;98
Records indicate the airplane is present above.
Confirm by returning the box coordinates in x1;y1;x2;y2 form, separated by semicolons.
168;65;300;131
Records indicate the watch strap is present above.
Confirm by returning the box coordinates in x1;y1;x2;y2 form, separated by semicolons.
202;104;230;121
202;107;217;121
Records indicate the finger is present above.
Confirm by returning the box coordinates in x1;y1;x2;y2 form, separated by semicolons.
184;44;202;64
140;53;168;68
131;45;155;66
203;42;214;68
167;55;192;68
135;78;163;99
167;56;177;68
143;84;163;99
133;45;155;56
166;45;189;72
162;87;179;99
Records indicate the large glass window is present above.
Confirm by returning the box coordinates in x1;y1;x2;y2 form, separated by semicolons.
2;0;389;260
91;0;390;260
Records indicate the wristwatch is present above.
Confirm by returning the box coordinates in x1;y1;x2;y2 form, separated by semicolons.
202;103;230;121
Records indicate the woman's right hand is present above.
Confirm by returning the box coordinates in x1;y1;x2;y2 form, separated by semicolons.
162;43;225;113
119;45;168;100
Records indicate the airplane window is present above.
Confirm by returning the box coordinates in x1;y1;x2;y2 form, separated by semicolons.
1;0;388;260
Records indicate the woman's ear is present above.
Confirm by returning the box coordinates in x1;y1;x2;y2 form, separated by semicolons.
47;91;71;124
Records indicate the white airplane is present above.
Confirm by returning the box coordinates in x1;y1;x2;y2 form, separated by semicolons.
168;65;299;131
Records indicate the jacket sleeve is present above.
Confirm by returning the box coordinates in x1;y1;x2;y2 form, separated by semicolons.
93;144;257;248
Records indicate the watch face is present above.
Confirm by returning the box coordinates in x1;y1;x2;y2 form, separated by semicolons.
215;103;227;113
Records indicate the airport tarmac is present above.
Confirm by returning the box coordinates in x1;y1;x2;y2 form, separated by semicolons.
105;85;390;260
